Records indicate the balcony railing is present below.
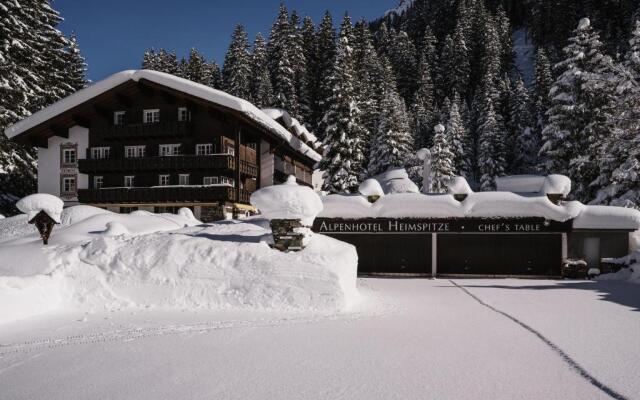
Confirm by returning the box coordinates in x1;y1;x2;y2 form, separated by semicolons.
78;186;251;204
103;121;193;139
79;154;238;173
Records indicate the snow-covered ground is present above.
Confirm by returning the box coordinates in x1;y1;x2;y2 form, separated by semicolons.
0;206;359;325
1;278;639;400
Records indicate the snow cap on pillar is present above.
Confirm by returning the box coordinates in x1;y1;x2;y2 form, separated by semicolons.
578;18;591;30
16;193;64;223
250;175;323;225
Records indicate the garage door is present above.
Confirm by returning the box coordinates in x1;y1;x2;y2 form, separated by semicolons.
437;234;562;276
325;234;432;275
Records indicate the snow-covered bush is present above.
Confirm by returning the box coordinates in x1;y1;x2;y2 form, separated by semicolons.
540;174;571;197
178;207;198;221
446;176;473;195
250;175;323;225
358;179;384;201
16;193;64;223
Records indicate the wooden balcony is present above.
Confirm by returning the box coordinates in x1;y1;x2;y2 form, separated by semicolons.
80;154;233;173
78;186;251;204
104;121;193;139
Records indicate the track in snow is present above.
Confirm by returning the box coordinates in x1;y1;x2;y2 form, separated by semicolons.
450;280;630;400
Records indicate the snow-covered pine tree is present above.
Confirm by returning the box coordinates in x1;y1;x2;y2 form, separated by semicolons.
509;77;537;173
352;19;380;155
313;11;337;138
184;48;211;85
430;124;456;193
540;18;617;201
300;16;317;126
477;99;506;191
388;30;417;104
591;20;640;208
142;49;160;70
411;50;436;149
208;62;223;90
267;5;298;117
368;56;414;177
289;11;308;121
440;26;470;100
532;47;553;157
61;34;87;91
250;33;273;108
156;49;181;76
446;93;470;178
223;24;252;100
318;15;368;193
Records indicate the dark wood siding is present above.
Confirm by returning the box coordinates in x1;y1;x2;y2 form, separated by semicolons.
437;234;562;276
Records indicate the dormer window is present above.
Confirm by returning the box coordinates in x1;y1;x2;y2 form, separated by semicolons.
114;111;126;126
143;109;160;124
178;107;191;122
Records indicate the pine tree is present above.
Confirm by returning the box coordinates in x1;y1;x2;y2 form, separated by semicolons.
533;47;553;155
388;30;417;103
267;5;298;116
223;24;252;100
318;15;368;193
430;124;455;193
368;57;414;176
289;11;308;121
477;100;506;191
411;50;436;149
446;93;470;177
156;49;180;76
300;15;317;126
184;48;211;85
540;18;617;201
313;11;337;137
509;77;536;173
142;49;160;70
62;34;87;91
208;62;223;89
250;33;273;108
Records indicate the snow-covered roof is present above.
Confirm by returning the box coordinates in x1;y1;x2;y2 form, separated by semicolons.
261;107;321;149
5;70;321;162
495;174;571;196
317;192;640;230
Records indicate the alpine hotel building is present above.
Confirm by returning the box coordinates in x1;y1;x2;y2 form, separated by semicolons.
4;70;322;221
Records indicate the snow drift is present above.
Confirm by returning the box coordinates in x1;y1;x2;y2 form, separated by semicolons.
0;207;359;324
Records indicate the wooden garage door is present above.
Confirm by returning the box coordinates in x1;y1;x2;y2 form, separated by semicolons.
438;234;562;276
325;234;432;275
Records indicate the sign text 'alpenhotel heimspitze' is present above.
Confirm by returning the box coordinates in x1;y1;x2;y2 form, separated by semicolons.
312;218;573;234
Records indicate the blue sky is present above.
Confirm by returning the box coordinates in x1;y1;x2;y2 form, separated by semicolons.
55;0;395;82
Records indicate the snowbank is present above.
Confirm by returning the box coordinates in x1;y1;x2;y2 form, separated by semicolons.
597;250;640;284
16;193;64;223
0;210;358;324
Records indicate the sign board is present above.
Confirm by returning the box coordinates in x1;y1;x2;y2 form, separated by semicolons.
313;218;572;234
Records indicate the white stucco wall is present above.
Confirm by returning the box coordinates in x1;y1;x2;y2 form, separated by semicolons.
37;125;89;201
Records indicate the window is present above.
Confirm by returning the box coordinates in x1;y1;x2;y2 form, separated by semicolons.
220;176;235;187
203;176;218;185
114;111;126;126
125;145;146;158
178;107;191;122
143;109;160;124
158;175;170;186
62;177;76;194
159;144;181;156
124;176;135;188
91;147;110;159
196;143;214;156
61;148;77;165
226;146;235;156
94;176;103;189
120;206;138;214
179;174;189;186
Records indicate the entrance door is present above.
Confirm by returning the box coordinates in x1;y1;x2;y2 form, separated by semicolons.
437;234;562;276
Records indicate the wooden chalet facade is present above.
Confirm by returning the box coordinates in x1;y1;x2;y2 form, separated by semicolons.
5;70;322;221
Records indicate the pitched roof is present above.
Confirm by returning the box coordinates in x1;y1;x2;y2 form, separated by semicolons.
5;70;322;162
